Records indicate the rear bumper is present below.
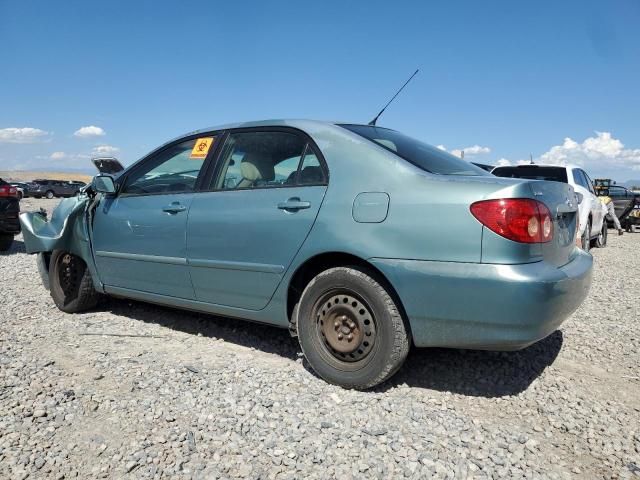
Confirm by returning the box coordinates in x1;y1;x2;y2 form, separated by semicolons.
371;249;592;350
0;198;20;234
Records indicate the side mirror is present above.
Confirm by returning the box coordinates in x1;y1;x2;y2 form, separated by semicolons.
575;192;584;204
93;174;116;194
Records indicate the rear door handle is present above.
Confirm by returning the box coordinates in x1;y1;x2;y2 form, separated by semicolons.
277;197;311;211
162;203;187;214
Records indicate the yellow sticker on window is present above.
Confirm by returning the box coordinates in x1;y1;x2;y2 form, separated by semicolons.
190;137;214;159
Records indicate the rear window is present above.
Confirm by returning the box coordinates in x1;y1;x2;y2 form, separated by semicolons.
340;124;489;176
492;166;568;183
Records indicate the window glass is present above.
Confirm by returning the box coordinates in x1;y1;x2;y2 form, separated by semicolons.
123;138;212;195
214;132;306;190
492;166;568;183
581;171;596;194
572;170;587;189
608;186;625;197
298;150;325;184
340;124;489;176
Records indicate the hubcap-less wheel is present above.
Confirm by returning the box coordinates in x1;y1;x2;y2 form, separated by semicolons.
315;291;376;362
58;253;81;298
46;191;54;199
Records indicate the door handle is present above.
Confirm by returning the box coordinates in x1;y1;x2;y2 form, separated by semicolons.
162;203;187;214
277;197;311;211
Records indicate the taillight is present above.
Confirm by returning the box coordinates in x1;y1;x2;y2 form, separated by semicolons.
470;199;553;243
0;185;17;198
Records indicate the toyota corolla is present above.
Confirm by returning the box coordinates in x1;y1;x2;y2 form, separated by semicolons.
19;120;592;389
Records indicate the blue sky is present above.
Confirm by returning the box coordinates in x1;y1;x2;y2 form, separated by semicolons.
1;0;639;180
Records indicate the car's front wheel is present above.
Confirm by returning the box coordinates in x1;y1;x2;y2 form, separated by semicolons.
297;266;410;390
49;250;99;313
0;234;13;252
45;190;54;199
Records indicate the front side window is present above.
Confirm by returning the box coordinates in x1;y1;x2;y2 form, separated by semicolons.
123;137;215;195
212;131;311;190
340;124;489;176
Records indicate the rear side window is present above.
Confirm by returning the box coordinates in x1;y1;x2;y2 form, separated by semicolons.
492;166;568;183
212;131;326;190
340;124;489;176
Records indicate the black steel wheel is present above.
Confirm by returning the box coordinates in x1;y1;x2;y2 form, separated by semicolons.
49;250;99;313
297;266;409;390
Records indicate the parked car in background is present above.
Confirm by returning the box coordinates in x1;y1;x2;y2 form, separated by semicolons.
10;182;35;199
492;164;607;251
20;120;592;389
31;179;81;199
0;178;20;251
67;181;87;193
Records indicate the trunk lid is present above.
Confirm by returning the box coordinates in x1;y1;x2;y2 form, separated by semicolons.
527;180;579;267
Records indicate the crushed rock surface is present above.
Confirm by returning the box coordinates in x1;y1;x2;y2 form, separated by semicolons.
1;198;639;479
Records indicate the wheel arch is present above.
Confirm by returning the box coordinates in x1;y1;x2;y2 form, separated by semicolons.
286;251;412;341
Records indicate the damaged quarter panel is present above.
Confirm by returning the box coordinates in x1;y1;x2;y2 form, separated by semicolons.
19;195;103;290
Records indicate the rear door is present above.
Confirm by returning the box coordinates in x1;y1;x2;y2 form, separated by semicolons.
92;134;218;299
186;128;328;310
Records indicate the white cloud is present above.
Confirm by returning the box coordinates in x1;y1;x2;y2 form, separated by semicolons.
73;125;106;137
495;158;512;167
537;131;640;171
50;151;66;160
450;145;491;158
436;144;447;151
0;127;50;143
91;144;119;155
464;145;491;156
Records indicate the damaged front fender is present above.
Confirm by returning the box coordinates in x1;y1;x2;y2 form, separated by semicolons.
19;195;104;291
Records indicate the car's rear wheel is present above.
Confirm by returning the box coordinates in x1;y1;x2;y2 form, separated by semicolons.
0;234;13;252
49;250;99;313
581;219;591;252
593;220;607;248
297;266;409;390
45;190;55;199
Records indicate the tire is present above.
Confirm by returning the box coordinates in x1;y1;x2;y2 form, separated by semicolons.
49;250;99;313
593;221;607;248
581;219;591;253
297;266;410;390
0;234;13;252
45;190;54;199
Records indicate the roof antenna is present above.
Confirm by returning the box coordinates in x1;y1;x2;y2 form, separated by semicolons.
529;153;534;165
368;69;420;126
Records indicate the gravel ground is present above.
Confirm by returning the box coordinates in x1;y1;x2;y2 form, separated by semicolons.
1;197;639;479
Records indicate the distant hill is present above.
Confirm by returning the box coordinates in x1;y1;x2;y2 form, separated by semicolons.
622;179;640;189
0;170;93;183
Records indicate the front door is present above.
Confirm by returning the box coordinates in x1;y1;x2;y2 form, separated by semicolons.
93;135;217;298
186;129;328;310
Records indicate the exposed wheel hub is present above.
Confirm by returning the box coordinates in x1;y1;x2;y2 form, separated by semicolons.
59;254;79;296
316;293;376;362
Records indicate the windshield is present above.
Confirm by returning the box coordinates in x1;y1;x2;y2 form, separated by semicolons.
492;166;568;183
340;124;489;176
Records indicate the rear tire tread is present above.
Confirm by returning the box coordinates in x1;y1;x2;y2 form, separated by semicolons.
298;266;409;390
